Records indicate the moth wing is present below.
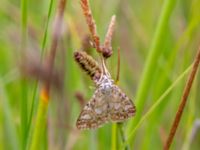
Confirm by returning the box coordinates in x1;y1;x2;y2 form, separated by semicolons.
76;88;109;130
109;85;136;122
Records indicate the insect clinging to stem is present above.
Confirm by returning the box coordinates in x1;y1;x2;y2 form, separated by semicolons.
75;0;136;130
75;50;136;130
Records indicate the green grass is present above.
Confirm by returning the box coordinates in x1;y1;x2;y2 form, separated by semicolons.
0;0;200;150
127;0;178;134
20;0;28;149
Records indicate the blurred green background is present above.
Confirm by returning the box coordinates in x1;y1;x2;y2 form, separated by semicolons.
0;0;200;149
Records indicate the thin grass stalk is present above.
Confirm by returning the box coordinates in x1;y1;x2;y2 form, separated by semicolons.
20;80;28;150
29;88;49;150
111;48;121;150
181;82;197;150
111;123;117;150
142;11;200;149
127;0;178;136
0;79;19;150
118;123;129;150
29;0;67;149
121;64;192;149
20;0;28;149
27;0;54;143
41;0;54;57
164;45;200;149
21;0;27;37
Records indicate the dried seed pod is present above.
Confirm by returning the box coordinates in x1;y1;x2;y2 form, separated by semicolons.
102;47;113;58
102;15;116;58
74;51;102;82
80;0;101;52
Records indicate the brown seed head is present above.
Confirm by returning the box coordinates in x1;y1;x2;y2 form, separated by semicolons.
74;51;102;82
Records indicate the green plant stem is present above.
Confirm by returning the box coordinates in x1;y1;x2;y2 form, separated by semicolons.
127;0;178;134
41;0;54;57
122;64;192;149
141;10;200;149
27;0;54;146
28;0;54;126
21;0;28;149
29;0;67;149
20;80;28;150
21;0;27;36
111;123;117;150
30;98;49;150
0;80;19;150
118;123;129;150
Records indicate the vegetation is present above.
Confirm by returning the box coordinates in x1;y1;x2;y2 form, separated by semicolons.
0;0;200;149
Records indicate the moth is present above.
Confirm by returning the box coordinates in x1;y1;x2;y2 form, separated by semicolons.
75;51;136;130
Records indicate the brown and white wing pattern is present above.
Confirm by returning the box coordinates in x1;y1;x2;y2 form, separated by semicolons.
109;85;136;122
76;88;109;130
76;79;136;129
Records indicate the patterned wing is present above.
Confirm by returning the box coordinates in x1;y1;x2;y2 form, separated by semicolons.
76;88;109;130
109;85;136;122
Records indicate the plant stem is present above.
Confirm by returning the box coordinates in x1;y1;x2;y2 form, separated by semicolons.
118;123;129;150
41;0;54;57
122;64;192;149
127;0;178;135
30;89;49;150
164;45;200;149
29;0;67;149
0;80;19;150
111;123;117;150
27;0;54;142
20;0;28;149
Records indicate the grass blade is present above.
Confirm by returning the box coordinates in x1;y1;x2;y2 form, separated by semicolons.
127;0;178;136
123;64;192;148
